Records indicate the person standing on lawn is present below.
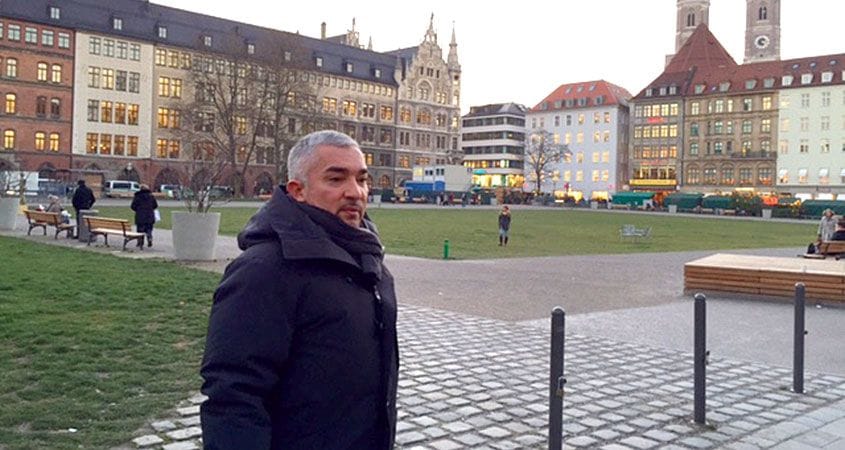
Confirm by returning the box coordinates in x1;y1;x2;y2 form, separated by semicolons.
498;205;512;246
130;184;158;247
200;130;398;450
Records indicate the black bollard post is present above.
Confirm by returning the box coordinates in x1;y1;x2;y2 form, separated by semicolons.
694;293;706;425
549;307;566;450
793;283;806;394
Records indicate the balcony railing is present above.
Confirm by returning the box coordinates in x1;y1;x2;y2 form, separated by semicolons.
729;151;773;159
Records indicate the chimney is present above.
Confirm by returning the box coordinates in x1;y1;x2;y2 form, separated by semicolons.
321;22;326;40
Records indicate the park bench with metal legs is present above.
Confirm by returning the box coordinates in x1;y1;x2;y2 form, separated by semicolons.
23;209;75;239
802;241;845;260
85;216;145;250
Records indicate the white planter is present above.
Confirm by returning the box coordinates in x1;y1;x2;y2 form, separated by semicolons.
668;204;678;214
171;211;221;261
762;208;772;219
0;197;19;230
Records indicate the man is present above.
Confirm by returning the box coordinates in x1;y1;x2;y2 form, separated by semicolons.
71;179;95;239
832;217;845;241
200;130;398;449
498;205;512;246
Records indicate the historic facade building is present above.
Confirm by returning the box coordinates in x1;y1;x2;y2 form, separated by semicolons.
528;80;631;200
460;103;526;189
0;13;74;176
0;0;460;194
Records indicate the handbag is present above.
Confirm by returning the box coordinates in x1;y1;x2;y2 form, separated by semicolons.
154;209;161;222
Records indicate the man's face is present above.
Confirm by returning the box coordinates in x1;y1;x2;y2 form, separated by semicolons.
287;145;369;227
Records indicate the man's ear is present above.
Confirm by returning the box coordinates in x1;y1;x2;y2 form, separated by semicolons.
286;180;305;202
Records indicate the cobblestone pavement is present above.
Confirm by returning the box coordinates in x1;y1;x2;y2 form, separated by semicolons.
125;305;845;449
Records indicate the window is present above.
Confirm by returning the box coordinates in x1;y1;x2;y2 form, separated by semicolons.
129;72;140;93
379;105;393;121
99;134;111;155
103;39;114;57
129;44;140;61
37;62;48;81
36;96;47;116
50;98;60;117
158;77;170;97
114;102;126;123
801;73;813;84
739;168;752;185
34;132;45;150
762;96;772;110
42;29;54;46
127;104;139;125
50;6;61;19
5;93;16;114
127;136;138;156
800;117;809;132
798;168;808;184
51;64;61;83
203;35;212;47
112;17;123;30
57;33;69;49
49;133;59;152
5;58;18;78
800;94;810;108
247;43;255;54
4;130;15;149
113;135;124;155
690;102;700;115
742;98;753;111
821;116;830;131
799;139;809;153
100;101;112;122
101;69;114;89
315;57;323;68
87;67;100;87
116;41;127;59
87;100;98;121
7;24;20;41
89;36;101;54
761;119;771;133
158;26;167;39
821;92;831;107
342;100;357;116
25;27;37;44
742;120;752;134
115;70;126;91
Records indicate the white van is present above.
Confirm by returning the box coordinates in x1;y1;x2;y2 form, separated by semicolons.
104;180;140;198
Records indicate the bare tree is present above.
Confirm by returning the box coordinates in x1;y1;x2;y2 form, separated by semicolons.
525;130;569;195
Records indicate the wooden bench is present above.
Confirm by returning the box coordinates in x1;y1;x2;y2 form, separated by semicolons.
803;241;845;260
619;224;651;242
685;253;845;303
23;209;75;239
85;216;145;250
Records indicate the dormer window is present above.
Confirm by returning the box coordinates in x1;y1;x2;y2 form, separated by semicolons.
645;88;653;97
763;77;775;88
203;35;212;47
374;68;381;78
112;17;123;30
800;73;813;84
719;82;730;92
668;86;677;95
821;71;833;83
49;6;60;20
157;26;167;39
345;62;353;73
247;43;255;55
283;51;291;62
694;84;705;94
315;56;323;68
659;87;667;96
782;75;793;86
745;79;756;89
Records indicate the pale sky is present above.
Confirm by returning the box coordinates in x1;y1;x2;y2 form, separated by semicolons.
155;0;843;111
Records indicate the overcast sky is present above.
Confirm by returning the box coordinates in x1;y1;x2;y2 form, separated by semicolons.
154;0;844;111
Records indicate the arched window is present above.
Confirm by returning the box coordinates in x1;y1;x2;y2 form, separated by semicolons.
686;12;696;27
34;131;46;150
5;93;16;114
51;64;62;83
37;62;48;81
5;58;18;78
36;96;47;116
3;130;15;150
49;133;60;152
759;6;768;20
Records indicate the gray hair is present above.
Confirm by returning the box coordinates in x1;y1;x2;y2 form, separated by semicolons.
287;130;361;183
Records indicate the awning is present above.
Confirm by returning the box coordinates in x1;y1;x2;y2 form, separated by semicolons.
612;191;655;205
819;168;829;177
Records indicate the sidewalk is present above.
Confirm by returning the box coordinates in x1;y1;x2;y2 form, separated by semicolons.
3;216;845;449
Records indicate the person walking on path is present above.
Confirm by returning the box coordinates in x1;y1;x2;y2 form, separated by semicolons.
130;184;158;247
200;130;399;450
498;205;512;246
71;179;95;238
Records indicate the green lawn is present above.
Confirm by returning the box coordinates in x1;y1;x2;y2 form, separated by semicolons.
96;206;816;260
0;237;217;449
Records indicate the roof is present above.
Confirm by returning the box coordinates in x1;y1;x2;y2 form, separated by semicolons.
0;0;398;86
463;103;526;118
529;80;632;113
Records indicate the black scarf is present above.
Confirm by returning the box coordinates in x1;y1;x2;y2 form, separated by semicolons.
297;202;385;283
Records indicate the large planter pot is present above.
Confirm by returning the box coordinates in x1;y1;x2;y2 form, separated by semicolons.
0;197;20;230
171;211;221;261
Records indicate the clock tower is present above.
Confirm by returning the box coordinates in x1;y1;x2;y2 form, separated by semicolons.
744;0;781;63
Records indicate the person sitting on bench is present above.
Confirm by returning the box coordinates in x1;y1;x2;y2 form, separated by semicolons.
832;218;845;241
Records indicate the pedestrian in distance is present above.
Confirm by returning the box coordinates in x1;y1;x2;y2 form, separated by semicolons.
130;183;158;248
71;179;95;239
498;205;512;246
200;130;399;450
818;208;837;242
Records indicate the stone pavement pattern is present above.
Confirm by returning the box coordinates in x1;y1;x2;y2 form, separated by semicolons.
124;305;845;449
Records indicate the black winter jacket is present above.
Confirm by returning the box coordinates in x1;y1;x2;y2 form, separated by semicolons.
130;188;158;225
200;188;398;450
71;184;95;211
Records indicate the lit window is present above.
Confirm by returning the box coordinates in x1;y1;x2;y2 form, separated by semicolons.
50;6;61;20
34;132;46;150
158;26;167;39
5;93;16;114
3;130;15;149
112;17;123;30
5;58;18;78
37;62;48;81
247;43;255;54
203;35;212;47
51;64;61;83
315;57;323;68
345;62;353;73
49;133;59;151
50;98;60;117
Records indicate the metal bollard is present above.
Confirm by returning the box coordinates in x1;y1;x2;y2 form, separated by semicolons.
443;239;450;259
694;293;706;424
549;307;566;450
793;283;806;394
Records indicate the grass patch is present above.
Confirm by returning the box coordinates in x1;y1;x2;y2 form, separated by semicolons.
96;206;815;260
0;237;217;449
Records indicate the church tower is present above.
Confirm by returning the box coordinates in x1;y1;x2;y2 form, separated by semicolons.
675;0;710;52
744;0;780;63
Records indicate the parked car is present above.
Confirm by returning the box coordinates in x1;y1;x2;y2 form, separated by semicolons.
159;184;183;200
104;180;140;198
